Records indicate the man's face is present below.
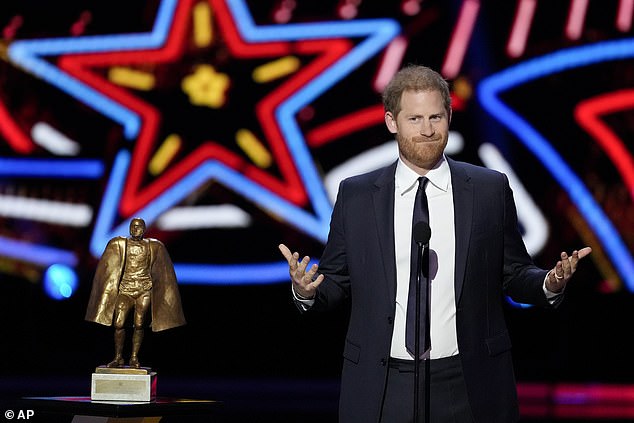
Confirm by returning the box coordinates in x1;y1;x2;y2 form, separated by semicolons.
129;219;146;239
384;89;451;173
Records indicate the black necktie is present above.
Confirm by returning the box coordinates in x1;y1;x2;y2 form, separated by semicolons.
406;176;430;359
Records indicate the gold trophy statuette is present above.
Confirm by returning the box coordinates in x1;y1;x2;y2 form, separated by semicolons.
85;217;186;374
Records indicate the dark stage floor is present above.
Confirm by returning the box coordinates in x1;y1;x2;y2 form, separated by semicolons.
2;376;634;422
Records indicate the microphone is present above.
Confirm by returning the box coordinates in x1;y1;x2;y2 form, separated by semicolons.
413;221;431;246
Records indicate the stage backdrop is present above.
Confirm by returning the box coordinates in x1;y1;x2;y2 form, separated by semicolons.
0;0;632;384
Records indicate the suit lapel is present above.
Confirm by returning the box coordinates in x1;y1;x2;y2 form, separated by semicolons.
372;162;398;304
448;158;473;304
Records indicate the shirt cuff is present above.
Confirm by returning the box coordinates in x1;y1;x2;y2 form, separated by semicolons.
543;272;563;303
292;286;315;308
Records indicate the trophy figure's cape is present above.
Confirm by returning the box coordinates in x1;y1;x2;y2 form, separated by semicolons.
85;236;186;331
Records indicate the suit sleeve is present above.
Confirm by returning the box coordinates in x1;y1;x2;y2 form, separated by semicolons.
500;173;551;306
311;180;352;312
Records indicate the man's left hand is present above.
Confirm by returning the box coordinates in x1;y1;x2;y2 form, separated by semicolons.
546;247;592;293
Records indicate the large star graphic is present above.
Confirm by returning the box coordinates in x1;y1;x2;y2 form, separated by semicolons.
477;38;634;290
7;0;400;284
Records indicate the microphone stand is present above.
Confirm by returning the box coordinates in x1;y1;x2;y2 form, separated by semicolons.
413;240;430;423
424;243;431;423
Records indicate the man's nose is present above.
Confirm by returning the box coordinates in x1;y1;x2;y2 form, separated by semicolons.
419;120;434;136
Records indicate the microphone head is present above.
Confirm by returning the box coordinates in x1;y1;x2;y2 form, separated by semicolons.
413;222;431;244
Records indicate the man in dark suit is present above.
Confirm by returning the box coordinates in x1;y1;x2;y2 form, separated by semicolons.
279;65;591;422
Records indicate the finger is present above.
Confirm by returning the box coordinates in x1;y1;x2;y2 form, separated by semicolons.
569;246;592;272
308;274;325;290
560;252;572;277
279;244;300;270
577;246;592;259
305;263;320;281
297;255;311;274
569;250;580;271
554;261;564;279
278;244;293;262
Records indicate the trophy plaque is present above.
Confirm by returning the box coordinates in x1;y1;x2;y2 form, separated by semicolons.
91;366;157;402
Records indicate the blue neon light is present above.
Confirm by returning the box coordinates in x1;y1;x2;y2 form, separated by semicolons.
478;38;634;290
0;158;104;178
0;236;77;267
90;150;131;256
175;262;292;285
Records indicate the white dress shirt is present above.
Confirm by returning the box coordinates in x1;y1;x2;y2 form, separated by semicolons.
391;155;458;360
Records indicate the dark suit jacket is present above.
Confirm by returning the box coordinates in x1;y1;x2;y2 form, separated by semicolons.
308;157;553;423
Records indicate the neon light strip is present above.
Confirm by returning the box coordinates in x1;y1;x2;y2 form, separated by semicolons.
566;0;589;40
0;158;103;178
0;102;34;153
108;67;155;91
31;122;80;155
574;90;634;199
441;0;480;79
156;205;251;230
0;195;92;227
373;35;407;92
235;129;272;168
0;236;77;267
90;151;130;256
252;56;300;83
193;1;213;47
506;0;537;58
306;104;384;147
617;0;634;31
477;38;634;290
175;262;290;285
149;134;181;175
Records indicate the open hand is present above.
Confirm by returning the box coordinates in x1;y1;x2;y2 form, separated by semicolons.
545;247;592;293
278;244;324;299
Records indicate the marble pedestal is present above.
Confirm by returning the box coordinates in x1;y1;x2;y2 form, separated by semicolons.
91;366;156;402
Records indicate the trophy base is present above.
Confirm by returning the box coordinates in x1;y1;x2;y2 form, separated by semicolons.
91;366;157;402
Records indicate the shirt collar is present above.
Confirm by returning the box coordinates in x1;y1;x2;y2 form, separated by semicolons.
395;155;450;196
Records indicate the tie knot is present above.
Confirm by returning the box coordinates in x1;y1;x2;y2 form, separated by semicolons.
417;176;428;190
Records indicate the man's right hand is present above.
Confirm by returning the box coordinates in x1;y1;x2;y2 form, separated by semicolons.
278;243;324;299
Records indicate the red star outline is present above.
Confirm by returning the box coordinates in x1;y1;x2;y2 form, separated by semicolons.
574;89;634;199
57;0;352;217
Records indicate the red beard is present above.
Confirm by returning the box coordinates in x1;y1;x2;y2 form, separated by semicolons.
396;133;447;171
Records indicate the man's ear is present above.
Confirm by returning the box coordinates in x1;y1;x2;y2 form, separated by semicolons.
385;111;397;134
